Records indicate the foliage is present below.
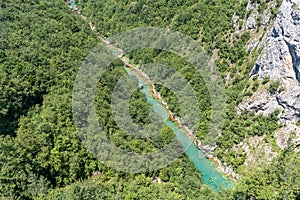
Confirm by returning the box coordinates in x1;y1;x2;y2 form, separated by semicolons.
38;156;213;200
269;80;281;94
0;0;98;198
0;0;98;135
262;75;270;84
0;0;290;199
234;145;300;199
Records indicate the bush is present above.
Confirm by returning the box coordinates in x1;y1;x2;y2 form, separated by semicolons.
252;80;260;92
262;75;270;84
269;80;280;94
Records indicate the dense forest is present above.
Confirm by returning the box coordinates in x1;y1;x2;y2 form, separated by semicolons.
0;0;299;199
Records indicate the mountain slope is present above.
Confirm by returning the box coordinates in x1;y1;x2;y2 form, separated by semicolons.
0;0;299;199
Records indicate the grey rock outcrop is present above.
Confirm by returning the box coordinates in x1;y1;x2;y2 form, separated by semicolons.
243;0;278;51
246;16;257;30
232;135;278;166
274;124;300;151
241;0;300;124
250;0;300;82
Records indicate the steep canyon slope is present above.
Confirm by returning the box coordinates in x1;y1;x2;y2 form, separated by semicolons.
240;0;300;150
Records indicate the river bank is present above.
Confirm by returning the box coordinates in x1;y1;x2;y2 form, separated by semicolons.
66;0;239;185
127;63;240;183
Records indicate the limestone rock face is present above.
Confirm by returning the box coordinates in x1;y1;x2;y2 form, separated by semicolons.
243;0;277;51
250;0;300;83
274;124;300;151
232;136;278;166
241;0;300;124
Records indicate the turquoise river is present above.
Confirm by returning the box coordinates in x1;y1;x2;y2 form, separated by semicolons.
67;0;235;191
125;68;234;191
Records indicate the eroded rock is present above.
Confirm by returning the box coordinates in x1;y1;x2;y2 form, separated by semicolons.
232;136;278;166
274;124;300;151
242;0;300;123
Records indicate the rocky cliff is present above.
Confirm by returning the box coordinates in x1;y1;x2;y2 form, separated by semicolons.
239;0;300;150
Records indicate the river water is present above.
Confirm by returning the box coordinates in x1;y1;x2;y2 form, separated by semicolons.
67;0;234;190
125;68;234;191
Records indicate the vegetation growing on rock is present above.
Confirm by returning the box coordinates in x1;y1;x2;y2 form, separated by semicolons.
0;0;298;199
